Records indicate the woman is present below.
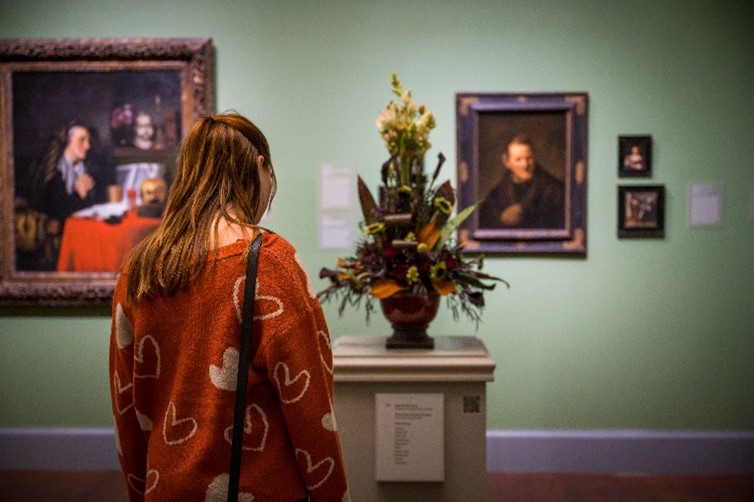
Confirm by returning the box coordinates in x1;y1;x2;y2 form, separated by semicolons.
110;113;349;501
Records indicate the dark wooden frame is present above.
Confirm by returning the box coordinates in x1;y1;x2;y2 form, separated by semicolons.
0;38;214;306
618;185;665;238
618;135;652;178
456;92;588;255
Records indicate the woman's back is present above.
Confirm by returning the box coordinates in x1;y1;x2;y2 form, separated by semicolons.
109;113;349;501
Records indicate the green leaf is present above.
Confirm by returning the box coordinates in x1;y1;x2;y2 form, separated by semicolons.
455;273;498;290
434;201;480;251
472;271;509;287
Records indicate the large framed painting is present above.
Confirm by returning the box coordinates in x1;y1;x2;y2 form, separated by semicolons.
0;38;214;306
456;92;588;255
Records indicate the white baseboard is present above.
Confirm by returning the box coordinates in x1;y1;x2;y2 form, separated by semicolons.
1;427;753;473
487;429;754;474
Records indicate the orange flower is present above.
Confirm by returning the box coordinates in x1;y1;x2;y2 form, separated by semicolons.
369;279;404;299
417;221;440;250
432;280;456;296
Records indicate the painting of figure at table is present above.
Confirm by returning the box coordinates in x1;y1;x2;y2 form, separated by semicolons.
15;121;112;270
11;70;182;273
16;122;170;272
53;163;169;273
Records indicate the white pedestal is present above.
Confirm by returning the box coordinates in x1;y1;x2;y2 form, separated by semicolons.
333;335;495;502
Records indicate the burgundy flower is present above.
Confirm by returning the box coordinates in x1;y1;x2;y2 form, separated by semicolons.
465;290;485;307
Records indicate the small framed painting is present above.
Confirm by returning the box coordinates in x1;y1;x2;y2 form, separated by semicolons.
618;185;665;238
618;135;652;178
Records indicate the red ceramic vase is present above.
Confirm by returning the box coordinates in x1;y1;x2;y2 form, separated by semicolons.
380;291;440;349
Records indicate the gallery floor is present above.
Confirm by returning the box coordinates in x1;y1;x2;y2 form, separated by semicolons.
0;470;752;501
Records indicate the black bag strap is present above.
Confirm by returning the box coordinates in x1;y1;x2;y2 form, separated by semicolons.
228;232;263;502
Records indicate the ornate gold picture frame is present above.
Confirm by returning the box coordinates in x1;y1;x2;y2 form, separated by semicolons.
0;38;214;306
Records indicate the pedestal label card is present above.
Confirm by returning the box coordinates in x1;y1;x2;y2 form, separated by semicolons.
375;393;444;482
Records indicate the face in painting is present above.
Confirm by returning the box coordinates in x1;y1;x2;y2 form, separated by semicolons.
503;143;536;183
65;126;91;163
140;178;168;206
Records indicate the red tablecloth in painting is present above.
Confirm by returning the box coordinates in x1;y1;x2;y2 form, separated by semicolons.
57;212;160;272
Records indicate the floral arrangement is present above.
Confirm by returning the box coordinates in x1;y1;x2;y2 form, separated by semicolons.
318;73;505;324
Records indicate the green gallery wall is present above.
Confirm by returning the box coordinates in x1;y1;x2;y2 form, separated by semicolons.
1;0;752;433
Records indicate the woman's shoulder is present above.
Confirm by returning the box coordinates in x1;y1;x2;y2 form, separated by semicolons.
262;232;296;260
212;230;294;256
203;231;307;285
261;233;317;294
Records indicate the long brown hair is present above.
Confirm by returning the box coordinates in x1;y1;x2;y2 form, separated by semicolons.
125;112;276;302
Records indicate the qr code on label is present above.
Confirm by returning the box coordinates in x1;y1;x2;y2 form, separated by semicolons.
463;395;481;413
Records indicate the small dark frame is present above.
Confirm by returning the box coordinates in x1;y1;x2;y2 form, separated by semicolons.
0;38;215;306
618;185;665;238
456;92;588;255
618;135;652;178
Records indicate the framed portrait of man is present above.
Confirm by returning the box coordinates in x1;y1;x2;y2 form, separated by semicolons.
456;93;588;255
0;38;214;306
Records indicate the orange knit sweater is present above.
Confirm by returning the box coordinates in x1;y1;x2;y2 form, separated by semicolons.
110;234;349;501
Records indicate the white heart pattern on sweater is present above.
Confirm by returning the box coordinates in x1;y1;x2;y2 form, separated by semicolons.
223;403;269;451
321;411;337;432
113;372;133;415
127;469;159;495
317;330;333;375
115;303;134;349
295;448;334;490
136;409;153;432
233;276;284;324
114;421;122;456
205;473;253;502
162;401;197;446
210;347;239;391
134;335;161;379
273;362;310;404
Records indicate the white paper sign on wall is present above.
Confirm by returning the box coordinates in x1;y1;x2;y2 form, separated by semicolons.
318;164;353;249
688;182;724;227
